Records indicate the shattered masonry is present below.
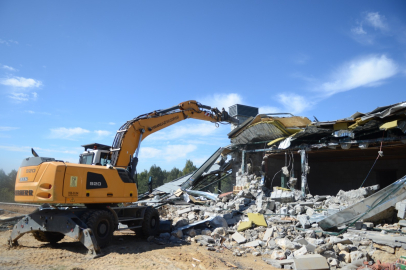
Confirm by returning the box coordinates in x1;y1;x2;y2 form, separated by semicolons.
139;102;406;269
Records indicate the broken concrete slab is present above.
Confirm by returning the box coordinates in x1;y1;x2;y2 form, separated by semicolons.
275;238;296;250
293;254;329;270
319;175;406;230
177;207;193;215
262;227;274;242
293;246;308;257
231;232;247;244
243;240;262;247
271;189;295;203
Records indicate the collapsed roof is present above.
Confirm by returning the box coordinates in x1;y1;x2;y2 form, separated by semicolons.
228;101;406;151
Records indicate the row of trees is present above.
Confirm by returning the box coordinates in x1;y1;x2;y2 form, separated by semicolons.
0;160;198;202
0;169;17;202
136;160;197;194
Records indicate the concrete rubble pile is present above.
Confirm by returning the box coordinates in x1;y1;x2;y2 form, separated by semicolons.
144;173;406;269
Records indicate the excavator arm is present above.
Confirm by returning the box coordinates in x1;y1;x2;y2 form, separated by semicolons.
110;100;237;175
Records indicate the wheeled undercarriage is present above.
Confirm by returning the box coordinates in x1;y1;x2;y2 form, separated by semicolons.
9;204;160;257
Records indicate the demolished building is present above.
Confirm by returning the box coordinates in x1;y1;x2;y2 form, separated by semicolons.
228;102;406;196
136;101;406;269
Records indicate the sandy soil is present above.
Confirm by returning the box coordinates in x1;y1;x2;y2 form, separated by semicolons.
0;230;277;270
0;205;276;270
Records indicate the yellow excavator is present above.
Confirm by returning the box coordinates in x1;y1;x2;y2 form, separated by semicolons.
9;100;237;256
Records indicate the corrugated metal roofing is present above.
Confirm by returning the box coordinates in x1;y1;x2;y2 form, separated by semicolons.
154;172;194;194
230;122;287;144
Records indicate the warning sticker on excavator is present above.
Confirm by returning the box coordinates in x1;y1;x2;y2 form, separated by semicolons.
70;176;78;187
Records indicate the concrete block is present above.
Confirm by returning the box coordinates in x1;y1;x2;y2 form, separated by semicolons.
271;250;286;260
294;246;308;257
231;232;247;244
305;243;317;253
275;238;296;250
295;238;309;246
297;215;310;229
349;251;365;262
177;207;192;215
331;238;353;245
293;254;329;270
171;230;183;239
262;228;274;242
243;240;262;247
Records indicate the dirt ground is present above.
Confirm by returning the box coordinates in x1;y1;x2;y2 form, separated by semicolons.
0;205;276;270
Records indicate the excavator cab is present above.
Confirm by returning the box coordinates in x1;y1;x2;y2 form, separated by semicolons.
79;143;112;166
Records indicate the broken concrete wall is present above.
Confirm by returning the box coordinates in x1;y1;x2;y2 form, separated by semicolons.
264;146;406;195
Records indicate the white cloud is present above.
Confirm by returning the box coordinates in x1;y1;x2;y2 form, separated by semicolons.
108;122;115;125
293;53;310;65
191;156;210;167
24;110;51;115
202;93;243;112
147;122;220;141
94;130;111;137
1;76;42;88
163;144;197;162
351;25;367;35
0;127;19;131
277;93;313;115
50;127;90;140
365;12;387;30
1;65;17;71
0;145;30;152
0;39;18;46
9;92;29;101
319;55;398;96
350;12;390;45
282;55;399;115
0;145;80;155
138;144;197;162
139;147;162;159
8;92;38;102
258;106;280;114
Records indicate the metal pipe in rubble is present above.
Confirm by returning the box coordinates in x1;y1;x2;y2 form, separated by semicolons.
300;149;307;199
241;150;246;174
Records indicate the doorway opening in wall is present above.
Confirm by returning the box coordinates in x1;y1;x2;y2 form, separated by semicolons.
375;169;398;189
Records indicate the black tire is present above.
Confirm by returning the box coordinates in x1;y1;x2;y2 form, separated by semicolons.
140;207;160;238
80;210;94;224
32;231;65;244
86;210;115;248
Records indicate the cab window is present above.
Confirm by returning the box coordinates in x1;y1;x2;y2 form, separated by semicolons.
100;152;111;166
79;153;94;165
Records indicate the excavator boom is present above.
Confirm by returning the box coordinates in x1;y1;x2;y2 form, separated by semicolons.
111;100;237;174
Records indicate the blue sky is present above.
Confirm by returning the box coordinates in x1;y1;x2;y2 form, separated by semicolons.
1;1;405;174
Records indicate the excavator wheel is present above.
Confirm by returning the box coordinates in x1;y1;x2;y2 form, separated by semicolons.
32;231;65;245
139;207;160;238
85;210;114;248
80;210;94;224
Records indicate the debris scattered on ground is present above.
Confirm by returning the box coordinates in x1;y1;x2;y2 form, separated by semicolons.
142;172;406;269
